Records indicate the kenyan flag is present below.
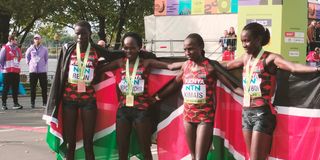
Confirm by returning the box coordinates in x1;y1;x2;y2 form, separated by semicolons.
43;68;178;160
44;62;320;160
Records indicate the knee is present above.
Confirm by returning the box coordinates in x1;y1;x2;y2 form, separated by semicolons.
195;154;206;160
83;138;94;148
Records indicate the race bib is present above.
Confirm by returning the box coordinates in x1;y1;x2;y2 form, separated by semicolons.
243;73;262;98
13;57;19;67
118;78;145;95
181;84;206;104
68;65;94;85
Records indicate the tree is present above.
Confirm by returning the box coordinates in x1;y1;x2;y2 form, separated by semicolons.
113;0;153;49
0;0;65;45
0;9;11;44
1;0;153;48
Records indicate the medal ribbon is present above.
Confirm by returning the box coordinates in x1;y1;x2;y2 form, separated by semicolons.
76;43;91;80
244;49;264;96
125;56;140;95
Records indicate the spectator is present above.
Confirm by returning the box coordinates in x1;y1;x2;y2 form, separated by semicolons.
25;34;48;108
306;47;320;66
315;21;320;42
222;45;235;61
307;20;317;52
97;40;106;48
227;26;237;50
219;30;229;52
0;35;23;110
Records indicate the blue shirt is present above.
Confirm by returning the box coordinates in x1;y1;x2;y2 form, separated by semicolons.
25;45;48;73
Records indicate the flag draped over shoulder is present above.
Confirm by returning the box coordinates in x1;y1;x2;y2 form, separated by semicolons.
43;68;179;160
154;65;320;160
44;57;320;160
271;70;320;160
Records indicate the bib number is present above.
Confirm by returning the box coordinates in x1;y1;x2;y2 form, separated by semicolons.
119;79;145;95
182;84;206;104
68;65;94;85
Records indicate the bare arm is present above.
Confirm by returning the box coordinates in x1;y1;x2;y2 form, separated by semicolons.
272;54;319;73
146;59;184;70
221;54;245;70
96;59;121;74
215;69;243;96
156;70;183;100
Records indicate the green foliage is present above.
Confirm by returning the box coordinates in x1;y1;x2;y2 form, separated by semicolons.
1;0;153;46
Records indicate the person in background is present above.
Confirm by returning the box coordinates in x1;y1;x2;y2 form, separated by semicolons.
227;26;237;50
97;40;106;48
306;47;320;67
222;45;235;61
25;34;48;108
0;35;23;110
219;30;229;52
314;21;320;42
307;20;317;52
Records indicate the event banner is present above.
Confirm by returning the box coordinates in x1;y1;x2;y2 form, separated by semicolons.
179;0;192;15
155;0;238;16
167;0;179;15
237;0;307;64
192;0;205;14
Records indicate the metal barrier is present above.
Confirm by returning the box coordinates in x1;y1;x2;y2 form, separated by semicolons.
144;38;237;60
20;71;55;83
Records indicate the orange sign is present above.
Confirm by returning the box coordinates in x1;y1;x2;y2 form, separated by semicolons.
155;0;167;16
205;0;218;14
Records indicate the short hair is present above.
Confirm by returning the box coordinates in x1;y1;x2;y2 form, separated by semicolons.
243;22;270;46
186;33;205;50
122;32;143;49
185;33;205;56
8;35;16;41
75;20;92;34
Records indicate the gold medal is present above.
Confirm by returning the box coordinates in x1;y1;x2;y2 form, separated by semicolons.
77;80;86;92
126;94;134;107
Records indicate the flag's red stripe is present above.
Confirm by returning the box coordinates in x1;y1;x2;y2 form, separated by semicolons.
215;86;247;157
157;114;189;160
271;114;320;160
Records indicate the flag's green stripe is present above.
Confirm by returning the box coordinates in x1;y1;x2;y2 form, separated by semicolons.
46;126;66;160
75;129;144;159
207;136;237;160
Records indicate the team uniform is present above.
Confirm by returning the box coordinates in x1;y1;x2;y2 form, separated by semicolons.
63;48;99;109
116;58;152;123
242;52;277;135
181;59;216;123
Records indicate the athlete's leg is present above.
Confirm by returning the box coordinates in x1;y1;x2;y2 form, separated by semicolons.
135;119;153;160
250;131;272;160
62;103;78;160
184;121;197;160
81;107;97;160
243;130;253;157
195;122;213;160
116;108;133;160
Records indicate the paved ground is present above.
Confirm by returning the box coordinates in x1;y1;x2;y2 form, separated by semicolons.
0;96;158;160
0;97;55;160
